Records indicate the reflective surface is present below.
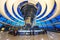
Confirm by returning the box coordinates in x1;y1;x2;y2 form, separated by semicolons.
0;31;60;40
47;31;60;40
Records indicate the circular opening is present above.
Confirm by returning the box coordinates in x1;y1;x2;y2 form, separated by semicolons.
20;3;37;20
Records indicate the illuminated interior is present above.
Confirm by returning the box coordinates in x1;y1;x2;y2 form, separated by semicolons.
0;0;60;35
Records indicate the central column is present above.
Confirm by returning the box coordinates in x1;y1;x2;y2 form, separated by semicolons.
21;3;37;29
25;17;31;25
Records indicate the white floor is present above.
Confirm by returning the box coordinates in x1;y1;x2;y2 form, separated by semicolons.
0;31;60;40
